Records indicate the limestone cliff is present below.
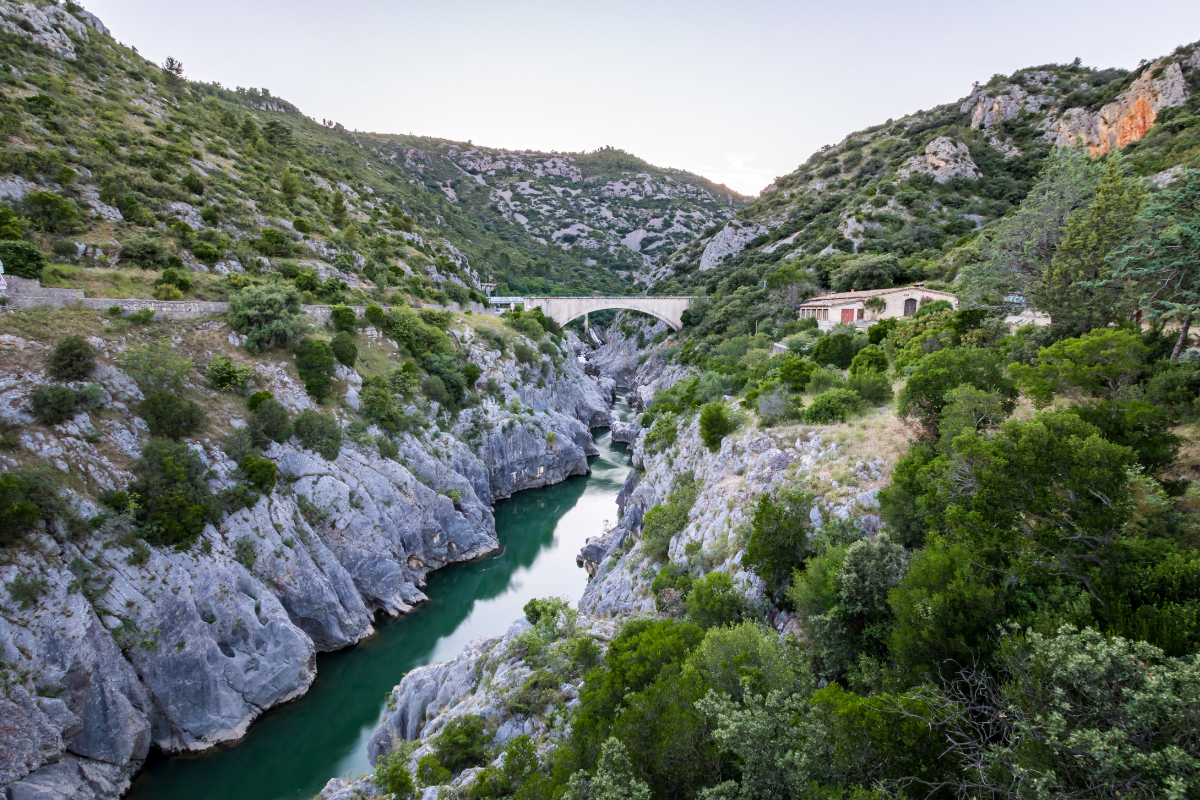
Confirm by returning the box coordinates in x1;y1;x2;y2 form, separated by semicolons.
0;313;609;800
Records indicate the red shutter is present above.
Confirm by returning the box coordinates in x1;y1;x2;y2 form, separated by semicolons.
841;309;855;323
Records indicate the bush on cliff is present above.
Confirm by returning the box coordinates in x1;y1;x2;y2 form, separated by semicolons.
227;285;309;354
699;403;735;451
294;409;342;460
0;240;47;279
139;392;206;440
433;715;490;773
47;335;96;381
30;386;79;425
129;437;219;548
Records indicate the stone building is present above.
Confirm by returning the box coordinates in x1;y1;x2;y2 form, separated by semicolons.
796;283;959;331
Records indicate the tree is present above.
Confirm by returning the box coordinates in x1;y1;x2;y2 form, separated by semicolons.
777;354;816;391
162;56;184;77
830;254;901;292
685;572;747;629
118;233;172;269
139;392;206;440
47;335;95;381
812;333;856;369
788;532;908;681
1037;160;1144;334
897;346;1017;434
935;384;1012;447
249;398;292;446
331;331;357;367
227;285;308;353
331;191;348;228
130;437;218;547
928;411;1137;598
30;386;77;425
374;748;415;798
296;339;337;402
889;626;1200;799
22;191;81;234
848;343;888;376
564;738;651;800
699;403;735;451
294;409;342;460
1009;327;1147;408
745;487;817;602
0;241;47;279
1110;168;1200;360
961;145;1102;315
280;168;301;204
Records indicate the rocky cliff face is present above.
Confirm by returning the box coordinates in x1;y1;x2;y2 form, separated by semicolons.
0;314;611;800
896;137;981;183
1044;51;1200;155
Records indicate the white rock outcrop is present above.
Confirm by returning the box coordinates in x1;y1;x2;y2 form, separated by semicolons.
897;137;981;183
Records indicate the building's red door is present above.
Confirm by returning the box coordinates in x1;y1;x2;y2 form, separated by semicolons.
841;308;855;323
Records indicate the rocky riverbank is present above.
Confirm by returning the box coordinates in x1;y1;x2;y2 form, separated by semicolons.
0;313;610;800
343;324;903;798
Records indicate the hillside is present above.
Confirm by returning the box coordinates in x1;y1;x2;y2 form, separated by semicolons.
360;134;749;289
651;40;1200;296
0;1;741;304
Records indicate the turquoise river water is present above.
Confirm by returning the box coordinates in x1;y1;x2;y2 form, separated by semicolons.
125;392;634;800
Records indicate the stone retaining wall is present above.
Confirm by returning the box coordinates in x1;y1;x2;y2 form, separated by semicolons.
1;276;499;323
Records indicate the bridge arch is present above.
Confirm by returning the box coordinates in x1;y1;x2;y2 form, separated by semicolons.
520;296;693;331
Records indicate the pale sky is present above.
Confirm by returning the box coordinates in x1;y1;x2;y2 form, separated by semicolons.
86;0;1200;196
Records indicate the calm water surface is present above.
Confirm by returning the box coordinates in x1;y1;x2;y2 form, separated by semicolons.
126;393;634;800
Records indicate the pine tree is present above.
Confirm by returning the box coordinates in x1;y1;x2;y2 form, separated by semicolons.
330;191;348;228
1036;160;1144;334
1112;168;1200;360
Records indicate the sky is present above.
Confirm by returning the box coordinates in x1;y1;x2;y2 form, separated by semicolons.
86;0;1200;196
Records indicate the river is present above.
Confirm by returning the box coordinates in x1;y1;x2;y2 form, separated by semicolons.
124;392;634;800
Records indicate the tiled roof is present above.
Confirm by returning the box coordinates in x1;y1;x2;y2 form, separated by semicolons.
798;284;957;307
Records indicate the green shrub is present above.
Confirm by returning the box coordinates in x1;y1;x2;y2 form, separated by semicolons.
803;388;863;424
293;218;312;234
523;596;564;625
745;486;818;602
867;317;898;345
250;398;293;445
47;335;96;381
247;391;273;412
799;364;839;394
130;437;218;548
422;374;450;405
294;409;342;460
126;308;155;325
239;456;276;494
154;267;193;293
139;392;206;440
778;354;816;391
76;383;105;411
330;305;357;333
463;363;482;387
914;298;953;317
295;339;337;402
378;437;399;460
181;172;205;195
233;535;257;569
227;285;309;353
685;572;747;629
846;370;893;405
116;342;193;394
1;474;43;546
699;403;735;451
812;332;856;369
6;572;47;609
118;233;172;269
415;753;450;788
433;715;489;774
192;241;221;264
22;191;81;234
30;386;77;425
206;355;256;392
848;344;888;376
0;241;47;279
642;473;698;563
331;331;357;367
365;305;386;328
651;562;694;600
513;342;538;364
645;416;677;454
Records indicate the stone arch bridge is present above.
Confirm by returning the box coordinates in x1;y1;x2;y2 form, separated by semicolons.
489;295;693;331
